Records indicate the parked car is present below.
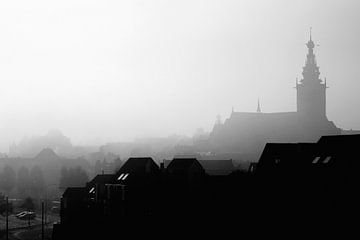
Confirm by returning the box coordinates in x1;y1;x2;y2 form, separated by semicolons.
16;211;28;218
16;211;36;220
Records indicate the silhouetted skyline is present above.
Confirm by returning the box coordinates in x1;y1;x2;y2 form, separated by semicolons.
1;0;360;153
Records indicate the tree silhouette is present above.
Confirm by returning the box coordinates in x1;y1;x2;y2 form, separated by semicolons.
0;165;16;195
30;165;45;198
21;197;35;210
17;166;31;198
60;166;89;188
112;157;122;172
59;166;69;189
94;160;102;175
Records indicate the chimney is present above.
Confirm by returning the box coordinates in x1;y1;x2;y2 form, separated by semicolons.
160;161;165;172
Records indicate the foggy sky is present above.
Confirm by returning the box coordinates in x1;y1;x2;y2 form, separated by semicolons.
1;0;360;152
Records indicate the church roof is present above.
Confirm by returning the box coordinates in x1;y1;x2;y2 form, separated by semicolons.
230;111;298;118
34;148;60;162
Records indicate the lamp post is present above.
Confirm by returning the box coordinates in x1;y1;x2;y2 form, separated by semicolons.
6;196;9;240
27;207;30;227
43;183;59;226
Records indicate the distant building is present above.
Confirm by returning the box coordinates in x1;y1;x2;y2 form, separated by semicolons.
209;33;340;160
341;129;360;135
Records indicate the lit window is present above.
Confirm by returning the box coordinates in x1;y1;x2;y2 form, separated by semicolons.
89;187;95;193
323;156;331;163
122;173;129;180
275;159;280;164
312;157;321;163
117;173;124;180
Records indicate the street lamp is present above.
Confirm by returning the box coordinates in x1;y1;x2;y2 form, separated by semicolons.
43;183;59;225
6;196;9;240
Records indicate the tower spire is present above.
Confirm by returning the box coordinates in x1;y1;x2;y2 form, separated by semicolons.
302;28;320;83
257;98;261;113
297;30;327;119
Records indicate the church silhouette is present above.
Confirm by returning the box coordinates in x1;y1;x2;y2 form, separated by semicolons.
209;31;340;160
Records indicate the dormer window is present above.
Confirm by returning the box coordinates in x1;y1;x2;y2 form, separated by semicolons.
312;157;320;163
117;173;129;181
117;174;125;180
323;156;331;163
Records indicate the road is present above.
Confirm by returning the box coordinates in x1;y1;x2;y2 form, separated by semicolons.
1;223;54;240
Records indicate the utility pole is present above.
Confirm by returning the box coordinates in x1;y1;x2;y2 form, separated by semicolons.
6;196;9;240
28;208;31;227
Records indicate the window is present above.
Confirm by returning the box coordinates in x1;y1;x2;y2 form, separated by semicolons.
312;157;321;163
323;156;331;163
117;173;129;181
89;187;95;194
117;173;124;180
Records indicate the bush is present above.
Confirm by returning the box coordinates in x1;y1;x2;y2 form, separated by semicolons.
0;202;13;215
20;197;35;210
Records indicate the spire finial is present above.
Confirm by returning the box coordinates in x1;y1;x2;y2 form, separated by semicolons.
310;27;312;41
257;98;261;113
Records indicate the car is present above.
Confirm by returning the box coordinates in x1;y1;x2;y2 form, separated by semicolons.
16;211;28;218
17;211;36;220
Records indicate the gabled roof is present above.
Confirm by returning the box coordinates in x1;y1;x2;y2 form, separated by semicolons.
256;143;319;173
198;160;234;175
317;134;360;153
118;157;159;173
113;157;160;185
88;174;115;187
258;143;298;163
35;148;60;162
313;134;360;166
167;158;204;172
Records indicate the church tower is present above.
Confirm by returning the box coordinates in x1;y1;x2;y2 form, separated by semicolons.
296;30;327;121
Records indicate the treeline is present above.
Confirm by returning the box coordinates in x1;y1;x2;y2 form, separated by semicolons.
0;165;45;198
59;166;89;189
94;157;122;175
0;165;91;199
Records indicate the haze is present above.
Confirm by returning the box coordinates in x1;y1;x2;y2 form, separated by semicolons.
1;0;359;152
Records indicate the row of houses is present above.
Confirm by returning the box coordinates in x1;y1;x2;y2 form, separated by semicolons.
53;134;359;238
53;157;239;238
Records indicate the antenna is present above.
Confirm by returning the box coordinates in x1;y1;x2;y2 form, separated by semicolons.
257;98;261;113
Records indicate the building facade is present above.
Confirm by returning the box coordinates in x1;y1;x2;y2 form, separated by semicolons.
209;34;341;161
